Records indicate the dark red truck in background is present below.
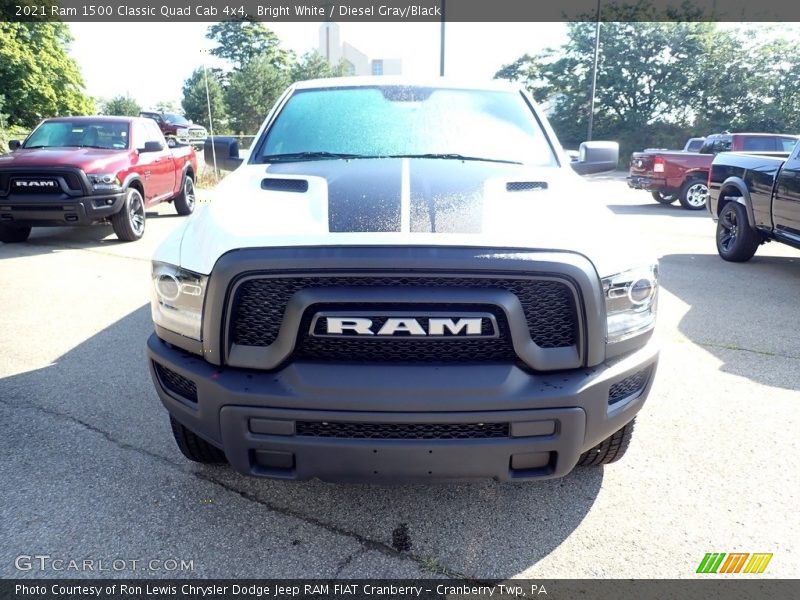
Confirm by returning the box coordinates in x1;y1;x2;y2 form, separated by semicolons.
628;132;799;210
0;116;198;243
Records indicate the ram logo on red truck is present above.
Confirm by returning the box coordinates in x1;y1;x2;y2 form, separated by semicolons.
0;116;198;243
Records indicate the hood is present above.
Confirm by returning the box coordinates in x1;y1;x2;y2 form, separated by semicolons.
0;147;130;172
169;158;656;278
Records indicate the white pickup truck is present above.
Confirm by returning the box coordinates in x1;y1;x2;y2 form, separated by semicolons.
146;77;659;483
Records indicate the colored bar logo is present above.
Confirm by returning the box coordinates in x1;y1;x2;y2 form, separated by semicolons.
697;553;773;574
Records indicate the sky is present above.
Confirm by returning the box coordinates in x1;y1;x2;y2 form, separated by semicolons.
66;22;569;110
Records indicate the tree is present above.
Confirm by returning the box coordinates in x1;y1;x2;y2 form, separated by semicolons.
154;100;181;114
182;67;228;131
207;20;292;70
101;95;141;116
0;23;95;127
290;51;347;83
225;55;290;134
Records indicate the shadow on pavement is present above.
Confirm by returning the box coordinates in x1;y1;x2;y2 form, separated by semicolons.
659;252;800;390
0;304;603;579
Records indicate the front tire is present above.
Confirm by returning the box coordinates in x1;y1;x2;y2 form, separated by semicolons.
111;188;146;242
0;224;31;243
716;202;760;262
170;417;227;464
651;191;677;204
174;174;196;216
576;419;635;466
679;178;708;210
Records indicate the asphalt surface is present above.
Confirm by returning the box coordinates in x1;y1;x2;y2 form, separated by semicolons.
1;176;798;579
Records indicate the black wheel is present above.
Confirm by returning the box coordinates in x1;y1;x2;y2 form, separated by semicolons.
651;191;677;204
576;419;636;466
174;174;196;216
170;417;227;464
0;224;31;243
716;202;761;262
678;178;708;210
110;188;145;242
166;137;178;148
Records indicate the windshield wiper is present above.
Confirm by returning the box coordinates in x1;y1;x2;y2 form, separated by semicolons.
261;151;372;163
385;153;523;165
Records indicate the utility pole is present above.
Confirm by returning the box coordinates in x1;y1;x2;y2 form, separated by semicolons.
200;48;218;175
587;0;601;141
439;0;446;76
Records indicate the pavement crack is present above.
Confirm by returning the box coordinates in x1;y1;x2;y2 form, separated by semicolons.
0;396;470;578
696;341;800;361
332;547;367;577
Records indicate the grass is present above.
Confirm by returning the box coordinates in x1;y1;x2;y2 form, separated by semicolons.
195;167;226;190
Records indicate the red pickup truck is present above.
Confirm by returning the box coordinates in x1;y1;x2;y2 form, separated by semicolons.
628;132;799;210
0;116;198;243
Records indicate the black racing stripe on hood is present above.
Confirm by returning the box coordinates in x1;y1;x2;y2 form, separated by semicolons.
409;160;530;233
267;160;402;232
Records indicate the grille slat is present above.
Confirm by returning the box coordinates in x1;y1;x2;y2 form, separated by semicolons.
229;276;578;357
296;421;510;439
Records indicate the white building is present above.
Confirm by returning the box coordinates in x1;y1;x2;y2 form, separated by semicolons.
319;23;402;76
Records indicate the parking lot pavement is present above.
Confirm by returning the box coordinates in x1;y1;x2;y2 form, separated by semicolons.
1;182;798;579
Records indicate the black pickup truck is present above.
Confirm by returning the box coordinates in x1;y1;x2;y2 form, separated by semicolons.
708;142;800;261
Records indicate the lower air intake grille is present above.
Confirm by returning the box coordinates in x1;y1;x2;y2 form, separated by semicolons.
154;362;197;402
608;366;652;405
296;421;510;440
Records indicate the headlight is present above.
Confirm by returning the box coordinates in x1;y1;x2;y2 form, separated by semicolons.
602;265;658;344
151;261;208;341
176;127;189;137
87;173;122;192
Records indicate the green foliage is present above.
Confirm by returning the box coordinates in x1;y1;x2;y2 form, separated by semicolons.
225;55;290;134
495;8;800;163
153;100;181;114
206;19;293;70
290;50;348;83
182;67;228;132
0;23;95;128
101;95;141;116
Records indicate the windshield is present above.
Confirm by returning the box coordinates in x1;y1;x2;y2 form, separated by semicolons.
24;121;130;150
163;113;190;126
258;86;557;166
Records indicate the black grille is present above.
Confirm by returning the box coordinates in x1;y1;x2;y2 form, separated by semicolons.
154;362;197;402
261;178;309;193
0;170;83;194
608;367;652;405
296;421;510;439
229;275;578;352
506;181;548;192
295;303;516;362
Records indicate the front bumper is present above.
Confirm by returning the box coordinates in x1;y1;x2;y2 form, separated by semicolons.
147;334;659;483
0;191;125;226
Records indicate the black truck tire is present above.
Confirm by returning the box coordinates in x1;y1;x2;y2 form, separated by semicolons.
576;419;636;466
174;174;196;216
678;178;709;210
716;202;761;262
170;417;227;464
651;191;677;204
0;224;32;243
111;188;146;242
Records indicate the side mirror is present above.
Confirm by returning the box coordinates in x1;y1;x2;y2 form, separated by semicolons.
205;136;243;171
570;141;619;175
8;140;22;151
141;141;164;153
